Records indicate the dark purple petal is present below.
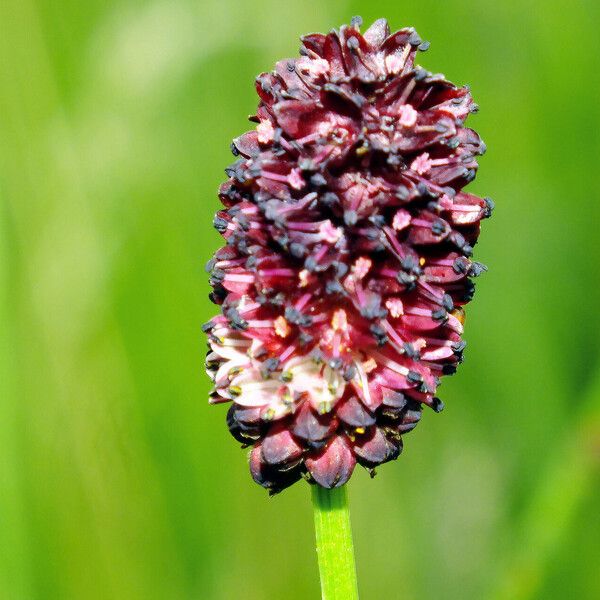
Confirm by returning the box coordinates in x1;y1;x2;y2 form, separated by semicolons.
353;427;402;467
292;402;338;442
336;396;376;427
261;424;303;465
306;435;356;488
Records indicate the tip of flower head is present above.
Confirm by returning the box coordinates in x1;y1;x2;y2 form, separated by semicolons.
208;17;490;492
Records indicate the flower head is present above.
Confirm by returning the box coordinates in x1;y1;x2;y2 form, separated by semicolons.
205;17;492;493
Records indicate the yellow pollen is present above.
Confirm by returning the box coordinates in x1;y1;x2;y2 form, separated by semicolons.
356;145;369;157
228;366;242;378
274;316;291;337
299;269;309;287
363;358;377;373
419;257;426;266
331;309;348;332
451;307;466;325
355;427;365;434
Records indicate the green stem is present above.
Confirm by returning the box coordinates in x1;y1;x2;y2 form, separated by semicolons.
311;485;359;600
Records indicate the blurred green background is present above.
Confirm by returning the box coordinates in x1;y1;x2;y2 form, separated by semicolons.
1;1;599;598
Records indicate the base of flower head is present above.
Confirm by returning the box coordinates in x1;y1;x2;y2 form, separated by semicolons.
218;351;423;493
247;423;410;494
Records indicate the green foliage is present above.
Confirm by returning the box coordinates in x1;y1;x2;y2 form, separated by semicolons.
1;1;599;598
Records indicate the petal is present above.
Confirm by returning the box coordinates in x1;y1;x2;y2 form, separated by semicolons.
354;428;401;467
292;402;338;442
249;444;303;493
305;436;355;488
233;131;260;157
363;18;390;47
336;396;376;427
261;424;303;465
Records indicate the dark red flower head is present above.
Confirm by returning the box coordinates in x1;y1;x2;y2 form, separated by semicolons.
205;18;492;493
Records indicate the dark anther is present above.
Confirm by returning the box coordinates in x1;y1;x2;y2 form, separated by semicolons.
403;343;421;360
225;307;248;331
443;186;456;198
299;332;313;346
271;292;285;306
320;192;339;206
325;279;345;295
230;142;240;156
261;357;280;379
442;364;457;375
365;228;380;241
442;294;454;312
304;256;317;272
453;256;470;274
246;164;262;178
407;370;423;384
463;169;476;183
431;308;448;323
460;280;476;302
360;294;383;320
450;232;472;255
344;210;358;226
310;173;327;187
310;348;324;363
397;271;417;291
298;158;317;171
298;314;313;327
209;268;225;284
346;36;359;50
431;397;445;412
201;321;214;333
275;234;289;248
289;242;307;258
418;41;430;52
343;365;357;381
369;214;386;228
417;182;429;196
209;286;226;305
334;261;349;277
284;307;301;323
286;61;295;72
245;255;257;270
205;257;217;273
329;357;344;370
408;31;422;46
469;262;487;277
236;237;249;254
396;186;409;201
451;340;467;355
483;197;495;217
400;255;422;274
370;323;388;346
213;216;228;233
351;15;363;27
414;68;428;82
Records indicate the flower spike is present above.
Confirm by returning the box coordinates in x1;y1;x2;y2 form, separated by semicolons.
206;18;491;493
